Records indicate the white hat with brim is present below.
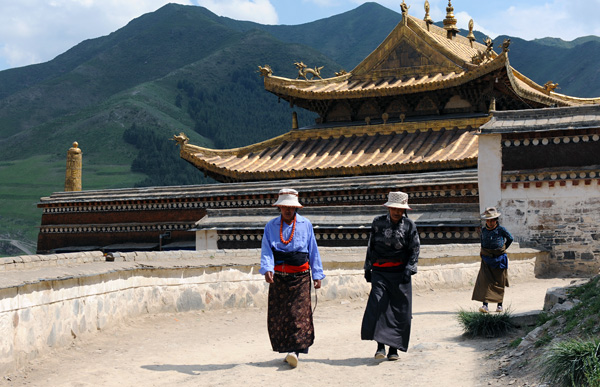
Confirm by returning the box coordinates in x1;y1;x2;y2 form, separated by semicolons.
481;207;501;219
383;191;411;209
272;188;303;208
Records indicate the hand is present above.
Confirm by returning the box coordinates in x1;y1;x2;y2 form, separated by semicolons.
400;268;412;284
314;279;322;289
264;271;274;283
364;270;372;283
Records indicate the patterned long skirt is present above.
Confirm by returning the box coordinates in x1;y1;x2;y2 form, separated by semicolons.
267;271;314;353
361;270;412;352
471;260;509;303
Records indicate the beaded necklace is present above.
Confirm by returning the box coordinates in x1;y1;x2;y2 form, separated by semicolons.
279;215;296;244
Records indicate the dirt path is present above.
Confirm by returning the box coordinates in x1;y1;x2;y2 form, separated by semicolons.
3;277;578;387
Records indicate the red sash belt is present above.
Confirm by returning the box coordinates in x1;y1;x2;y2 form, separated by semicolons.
372;261;403;268
274;262;310;273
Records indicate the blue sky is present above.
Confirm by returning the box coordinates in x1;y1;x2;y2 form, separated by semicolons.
0;0;599;72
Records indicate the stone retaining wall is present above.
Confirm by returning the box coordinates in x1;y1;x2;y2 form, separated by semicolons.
0;245;546;374
502;191;600;275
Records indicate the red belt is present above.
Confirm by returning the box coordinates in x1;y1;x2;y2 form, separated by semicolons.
274;262;310;273
373;261;403;268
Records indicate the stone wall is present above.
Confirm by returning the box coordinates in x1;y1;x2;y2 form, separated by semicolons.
0;246;544;374
501;183;600;275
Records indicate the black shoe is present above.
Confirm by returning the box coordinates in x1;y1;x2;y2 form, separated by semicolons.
374;348;386;359
387;348;399;361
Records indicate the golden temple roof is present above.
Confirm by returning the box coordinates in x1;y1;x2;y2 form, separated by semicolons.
178;116;488;182
263;14;600;107
178;2;599;182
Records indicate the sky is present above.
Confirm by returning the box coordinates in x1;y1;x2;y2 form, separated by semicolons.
0;0;599;72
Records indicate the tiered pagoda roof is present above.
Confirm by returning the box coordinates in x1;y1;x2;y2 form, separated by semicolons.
177;116;486;182
177;1;600;183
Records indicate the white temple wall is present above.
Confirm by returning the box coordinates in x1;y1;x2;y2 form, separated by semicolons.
477;133;502;213
500;182;600;275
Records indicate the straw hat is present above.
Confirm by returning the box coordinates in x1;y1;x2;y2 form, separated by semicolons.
272;188;303;208
383;191;411;209
481;207;501;219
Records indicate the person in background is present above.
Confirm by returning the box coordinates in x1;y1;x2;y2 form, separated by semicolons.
472;207;514;313
361;191;420;361
259;188;325;368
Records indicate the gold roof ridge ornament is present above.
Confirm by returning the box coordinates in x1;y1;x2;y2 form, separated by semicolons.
443;0;459;39
544;81;559;94
258;65;273;77
423;1;433;31
400;1;410;26
467;19;476;47
172;132;189;146
295;61;323;80
471;36;497;65
499;38;511;53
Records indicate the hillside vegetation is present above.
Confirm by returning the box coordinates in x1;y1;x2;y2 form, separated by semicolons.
0;2;599;255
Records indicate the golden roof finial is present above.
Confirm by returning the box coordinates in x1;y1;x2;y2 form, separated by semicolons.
443;0;459;39
400;1;410;26
467;19;476;47
423;0;433;30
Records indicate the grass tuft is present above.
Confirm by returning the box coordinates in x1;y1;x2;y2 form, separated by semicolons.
541;337;600;387
456;309;515;338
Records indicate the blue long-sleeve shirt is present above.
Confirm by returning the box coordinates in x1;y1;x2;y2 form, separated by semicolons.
480;224;513;269
260;213;325;280
481;225;513;250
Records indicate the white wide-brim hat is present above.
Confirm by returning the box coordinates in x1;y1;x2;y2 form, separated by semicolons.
481;207;501;219
272;188;303;208
383;191;411;209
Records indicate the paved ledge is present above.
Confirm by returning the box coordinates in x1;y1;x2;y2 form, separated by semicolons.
0;245;547;374
0;244;546;290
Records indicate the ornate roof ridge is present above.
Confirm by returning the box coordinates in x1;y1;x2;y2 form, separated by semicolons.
508;64;600;106
180;155;478;182
264;52;507;99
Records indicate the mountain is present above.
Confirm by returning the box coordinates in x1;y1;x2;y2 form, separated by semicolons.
0;2;599;255
496;35;600;98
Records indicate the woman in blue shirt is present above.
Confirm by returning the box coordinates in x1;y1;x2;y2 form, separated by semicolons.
260;188;325;368
472;207;514;313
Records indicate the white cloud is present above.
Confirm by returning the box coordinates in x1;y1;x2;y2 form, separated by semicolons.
0;0;192;69
497;0;600;40
195;0;278;24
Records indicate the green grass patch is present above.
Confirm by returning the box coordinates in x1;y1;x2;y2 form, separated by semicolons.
456;309;516;338
541;338;600;387
557;277;600;335
509;337;523;348
0;154;146;255
535;332;553;348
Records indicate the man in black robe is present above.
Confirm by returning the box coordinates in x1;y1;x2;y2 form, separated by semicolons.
361;191;420;360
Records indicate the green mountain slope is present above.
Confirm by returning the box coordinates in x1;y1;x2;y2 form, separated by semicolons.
498;35;600;97
0;3;599;255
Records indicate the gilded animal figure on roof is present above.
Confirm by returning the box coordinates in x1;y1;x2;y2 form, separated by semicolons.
172;132;189;146
400;0;410;14
499;38;511;53
295;61;324;80
544;81;559;93
258;65;273;77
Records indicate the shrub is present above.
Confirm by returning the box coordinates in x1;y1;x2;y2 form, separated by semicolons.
541;338;600;387
456;309;515;338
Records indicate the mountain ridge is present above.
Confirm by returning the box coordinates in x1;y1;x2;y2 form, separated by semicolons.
0;2;598;255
